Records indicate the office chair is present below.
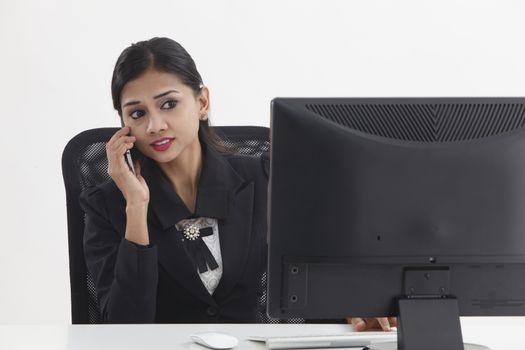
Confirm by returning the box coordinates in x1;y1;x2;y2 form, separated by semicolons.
62;126;272;324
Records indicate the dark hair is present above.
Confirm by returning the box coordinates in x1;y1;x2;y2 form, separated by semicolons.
111;37;226;152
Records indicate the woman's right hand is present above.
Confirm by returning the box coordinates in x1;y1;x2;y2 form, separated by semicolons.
106;126;149;206
348;317;397;332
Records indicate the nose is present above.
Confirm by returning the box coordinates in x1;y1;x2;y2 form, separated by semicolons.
146;112;168;135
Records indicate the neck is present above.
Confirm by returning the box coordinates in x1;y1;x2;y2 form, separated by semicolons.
157;140;203;212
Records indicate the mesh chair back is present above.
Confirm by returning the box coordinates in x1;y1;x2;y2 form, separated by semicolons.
62;126;270;324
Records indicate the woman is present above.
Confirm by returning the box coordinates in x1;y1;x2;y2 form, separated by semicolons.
81;37;271;323
81;37;394;329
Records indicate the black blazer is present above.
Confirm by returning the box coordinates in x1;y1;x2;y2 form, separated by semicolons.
80;144;269;323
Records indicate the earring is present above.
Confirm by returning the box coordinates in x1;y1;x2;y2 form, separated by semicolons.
200;113;207;121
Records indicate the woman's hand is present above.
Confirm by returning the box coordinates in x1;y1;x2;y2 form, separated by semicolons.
347;317;397;332
107;127;150;245
106;126;149;205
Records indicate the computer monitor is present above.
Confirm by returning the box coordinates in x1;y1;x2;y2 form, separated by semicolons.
267;97;525;350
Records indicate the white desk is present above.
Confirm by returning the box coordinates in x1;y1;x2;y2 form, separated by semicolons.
1;317;524;350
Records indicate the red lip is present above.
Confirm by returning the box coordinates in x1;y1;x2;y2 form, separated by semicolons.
150;137;175;152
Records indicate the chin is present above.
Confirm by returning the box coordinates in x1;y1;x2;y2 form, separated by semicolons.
148;150;180;163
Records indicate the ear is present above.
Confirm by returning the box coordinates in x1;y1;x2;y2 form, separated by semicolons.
198;86;210;120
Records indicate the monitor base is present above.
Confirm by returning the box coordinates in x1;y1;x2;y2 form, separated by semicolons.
367;342;491;350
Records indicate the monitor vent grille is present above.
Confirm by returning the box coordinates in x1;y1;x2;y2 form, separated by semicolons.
305;103;525;142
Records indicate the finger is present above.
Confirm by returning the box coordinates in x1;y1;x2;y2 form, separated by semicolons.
123;141;135;152
108;142;135;173
119;125;132;135
108;136;136;151
109;126;132;142
121;135;136;143
376;317;391;331
106;134;135;158
350;318;367;332
116;143;135;160
107;127;134;147
389;317;397;327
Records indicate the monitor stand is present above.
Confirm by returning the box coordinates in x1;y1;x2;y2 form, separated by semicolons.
368;342;491;350
365;298;490;350
367;268;490;350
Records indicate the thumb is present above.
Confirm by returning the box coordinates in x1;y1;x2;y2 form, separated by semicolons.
133;159;142;177
133;160;148;187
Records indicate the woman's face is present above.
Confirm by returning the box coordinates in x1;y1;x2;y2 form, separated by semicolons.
120;68;209;164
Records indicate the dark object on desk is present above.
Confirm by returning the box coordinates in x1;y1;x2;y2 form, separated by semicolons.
267;97;525;350
62;126;271;324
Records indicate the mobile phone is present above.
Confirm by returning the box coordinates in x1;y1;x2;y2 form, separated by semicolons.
120;120;136;175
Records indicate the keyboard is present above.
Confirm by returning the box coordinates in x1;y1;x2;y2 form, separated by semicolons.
247;331;397;349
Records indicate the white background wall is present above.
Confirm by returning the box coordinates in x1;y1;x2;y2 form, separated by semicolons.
1;0;525;324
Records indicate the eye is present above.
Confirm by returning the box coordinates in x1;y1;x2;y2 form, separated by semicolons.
161;100;177;110
129;109;145;120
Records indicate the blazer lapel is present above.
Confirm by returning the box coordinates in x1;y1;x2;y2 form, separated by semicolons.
212;181;255;300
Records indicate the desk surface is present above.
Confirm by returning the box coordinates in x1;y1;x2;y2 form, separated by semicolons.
1;317;524;350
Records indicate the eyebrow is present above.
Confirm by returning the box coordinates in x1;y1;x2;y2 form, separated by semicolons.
122;89;181;108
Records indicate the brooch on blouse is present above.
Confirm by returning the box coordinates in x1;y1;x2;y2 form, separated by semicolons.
178;222;218;273
183;223;201;241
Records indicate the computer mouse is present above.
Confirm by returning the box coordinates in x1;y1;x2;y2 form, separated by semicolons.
190;332;239;349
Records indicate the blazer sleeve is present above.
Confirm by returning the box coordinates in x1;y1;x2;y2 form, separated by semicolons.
80;186;158;323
